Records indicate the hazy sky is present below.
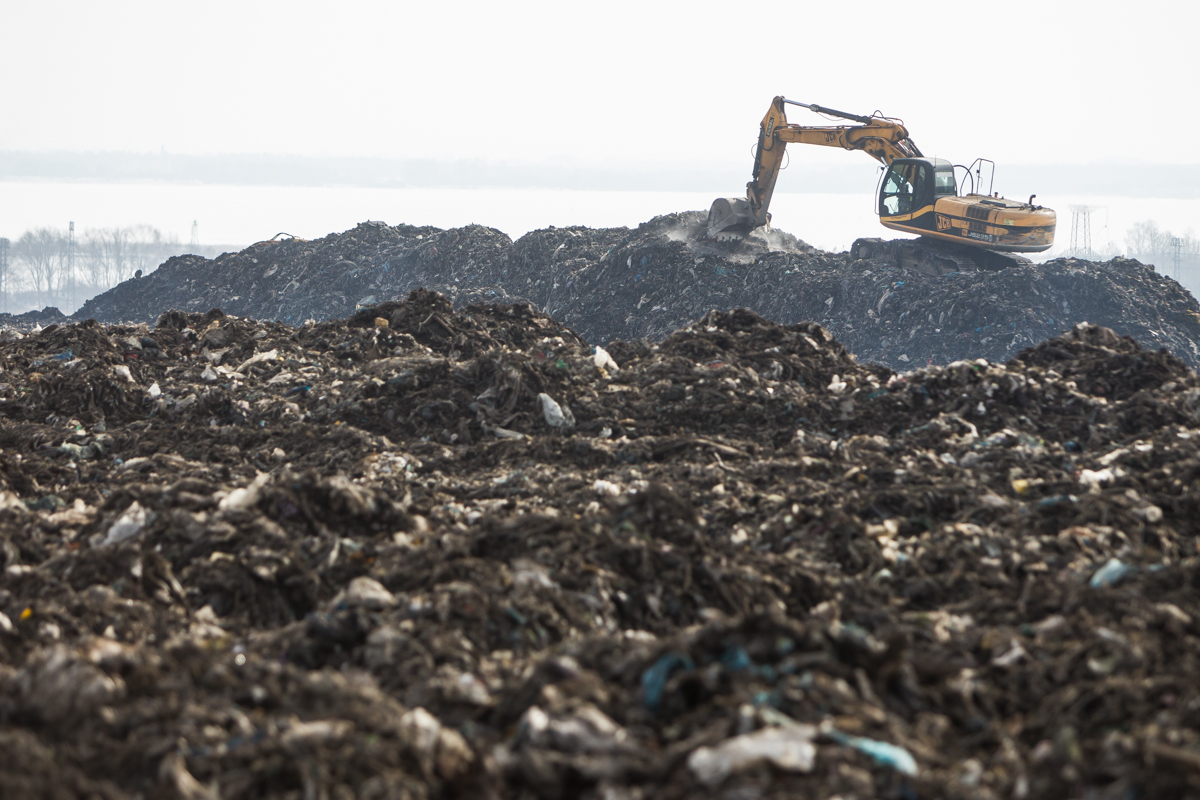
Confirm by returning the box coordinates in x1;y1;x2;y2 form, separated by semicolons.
4;1;1192;170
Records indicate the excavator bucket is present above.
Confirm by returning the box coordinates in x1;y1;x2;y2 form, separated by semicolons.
706;197;763;240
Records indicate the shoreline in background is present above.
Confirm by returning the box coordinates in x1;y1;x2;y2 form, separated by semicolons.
4;151;1200;200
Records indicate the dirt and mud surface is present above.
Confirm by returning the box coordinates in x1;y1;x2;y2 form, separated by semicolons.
75;212;1200;373
4;282;1200;798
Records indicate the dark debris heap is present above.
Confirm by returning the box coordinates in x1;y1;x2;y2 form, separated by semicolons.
1;292;1200;797
70;212;1200;372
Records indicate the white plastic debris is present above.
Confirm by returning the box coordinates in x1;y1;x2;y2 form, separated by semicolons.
687;725;817;786
827;374;847;394
592;479;622;496
1133;504;1163;524
342;576;397;610
1156;602;1193;625
201;365;218;382
992;638;1028;667
100;501;147;546
235;348;280;374
113;364;135;383
447;671;493;706
281;719;354;747
399;707;472;780
12;644;126;722
517;703;630;754
594;346;620;373
1078;468;1114;492
538;393;575;428
218;472;271;512
147;382;161;398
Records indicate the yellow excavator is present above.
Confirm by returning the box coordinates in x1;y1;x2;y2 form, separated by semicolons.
707;96;1056;273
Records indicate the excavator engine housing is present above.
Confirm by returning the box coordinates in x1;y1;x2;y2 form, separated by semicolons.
877;158;1055;253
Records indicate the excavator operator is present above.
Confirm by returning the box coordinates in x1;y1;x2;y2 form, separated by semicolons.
881;170;912;215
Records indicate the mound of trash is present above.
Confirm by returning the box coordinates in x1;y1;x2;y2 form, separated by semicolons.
73;212;1200;372
2;291;1200;798
0;306;70;332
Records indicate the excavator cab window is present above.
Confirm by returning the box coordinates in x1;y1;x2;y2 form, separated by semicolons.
934;167;957;196
880;166;911;215
880;161;931;216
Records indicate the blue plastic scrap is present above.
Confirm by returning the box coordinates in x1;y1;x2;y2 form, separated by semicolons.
828;730;918;776
1090;558;1135;589
719;645;752;672
641;652;694;710
1037;495;1077;510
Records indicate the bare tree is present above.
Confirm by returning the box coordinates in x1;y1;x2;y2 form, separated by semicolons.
14;228;67;307
81;229;109;292
1125;220;1171;264
127;225;180;280
83;225;181;288
93;227;134;288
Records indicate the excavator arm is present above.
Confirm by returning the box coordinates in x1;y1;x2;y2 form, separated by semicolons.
708;96;923;238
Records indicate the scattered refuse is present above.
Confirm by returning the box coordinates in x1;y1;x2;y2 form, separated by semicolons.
1090;557;1137;589
827;730;919;777
688;725;818;786
537;392;575;429
0;258;1199;797
97;500;147;546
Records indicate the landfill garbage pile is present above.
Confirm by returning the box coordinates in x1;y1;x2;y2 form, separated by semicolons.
75;221;523;329
71;212;1200;372
0;306;71;332
3;291;1200;799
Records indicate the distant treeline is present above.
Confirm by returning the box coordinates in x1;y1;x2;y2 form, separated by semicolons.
1074;220;1200;274
0;227;232;314
0;218;1196;318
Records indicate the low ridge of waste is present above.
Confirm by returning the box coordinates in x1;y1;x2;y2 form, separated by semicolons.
72;211;1200;372
1;289;1200;798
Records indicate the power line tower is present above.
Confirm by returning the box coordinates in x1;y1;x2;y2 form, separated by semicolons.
1069;205;1095;259
1172;237;1184;281
67;221;75;312
190;220;199;249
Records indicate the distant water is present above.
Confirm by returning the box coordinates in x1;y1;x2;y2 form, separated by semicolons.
2;179;1198;288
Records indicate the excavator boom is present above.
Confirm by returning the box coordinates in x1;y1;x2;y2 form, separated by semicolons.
707;97;921;238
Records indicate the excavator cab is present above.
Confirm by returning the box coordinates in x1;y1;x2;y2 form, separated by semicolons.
878;158;955;228
877;155;1055;255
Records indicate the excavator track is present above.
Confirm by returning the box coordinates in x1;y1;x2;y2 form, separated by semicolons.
851;236;1032;276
